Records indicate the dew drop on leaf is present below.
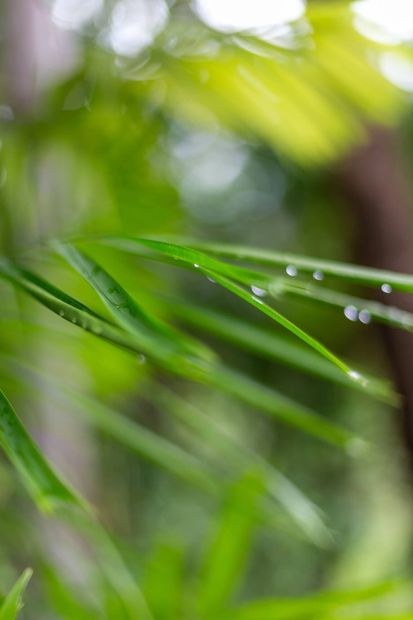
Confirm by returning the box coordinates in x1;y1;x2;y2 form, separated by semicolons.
286;265;297;277
358;309;371;324
381;283;392;294
344;305;358;321
251;285;266;297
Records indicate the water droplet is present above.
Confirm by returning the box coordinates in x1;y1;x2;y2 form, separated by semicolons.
251;285;266;297
207;276;216;284
358;309;371;324
312;270;324;281
93;324;102;335
344;305;358;321
71;317;77;324
381;283;392;294
59;310;65;317
137;354;146;365
286;265;297;277
193;263;200;269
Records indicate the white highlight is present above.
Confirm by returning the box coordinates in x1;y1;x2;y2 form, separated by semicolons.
193;0;306;34
109;0;168;57
52;0;103;30
352;0;413;44
380;53;413;92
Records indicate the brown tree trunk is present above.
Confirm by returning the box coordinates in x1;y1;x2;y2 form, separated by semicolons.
336;127;413;472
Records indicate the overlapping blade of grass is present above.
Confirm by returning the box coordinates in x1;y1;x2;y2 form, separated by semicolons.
0;353;219;492
209;365;362;452
0;389;152;620
97;238;368;387
0;389;86;513
143;540;185;620
0;258;208;378
0;569;32;620
100;236;269;288
54;242;215;364
0;355;331;545
223;580;409;620
0;258;145;357
152;384;331;546
101;237;413;335
181;240;413;293
164;299;397;405
0;252;361;447
197;472;264;618
268;279;413;333
42;565;101;620
54;244;357;448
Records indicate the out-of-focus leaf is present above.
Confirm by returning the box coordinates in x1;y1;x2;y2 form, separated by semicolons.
0;354;332;545
148;1;406;166
0;389;151;620
143;540;185;620
152;384;331;546
222;579;410;620
197;471;264;618
0;389;85;514
42;565;101;620
0;569;32;620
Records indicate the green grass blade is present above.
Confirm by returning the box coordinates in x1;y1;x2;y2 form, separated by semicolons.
54;242;214;364
202;268;363;384
152;383;331;546
56;386;219;495
0;354;217;495
181;241;413;293
42;565;101;620
0;354;332;544
197;472;264;618
224;580;409;620
209;364;363;453
0;255;362;448
164;298;397;405
143;540;185;620
0;569;33;620
97;238;368;387
269;279;413;333
0;389;87;514
0;388;151;620
0;258;145;356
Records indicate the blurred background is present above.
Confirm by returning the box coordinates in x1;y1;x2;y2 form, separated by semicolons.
1;0;413;618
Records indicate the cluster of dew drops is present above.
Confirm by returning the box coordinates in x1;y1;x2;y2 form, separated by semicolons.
246;266;395;390
343;283;392;325
247;264;394;330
